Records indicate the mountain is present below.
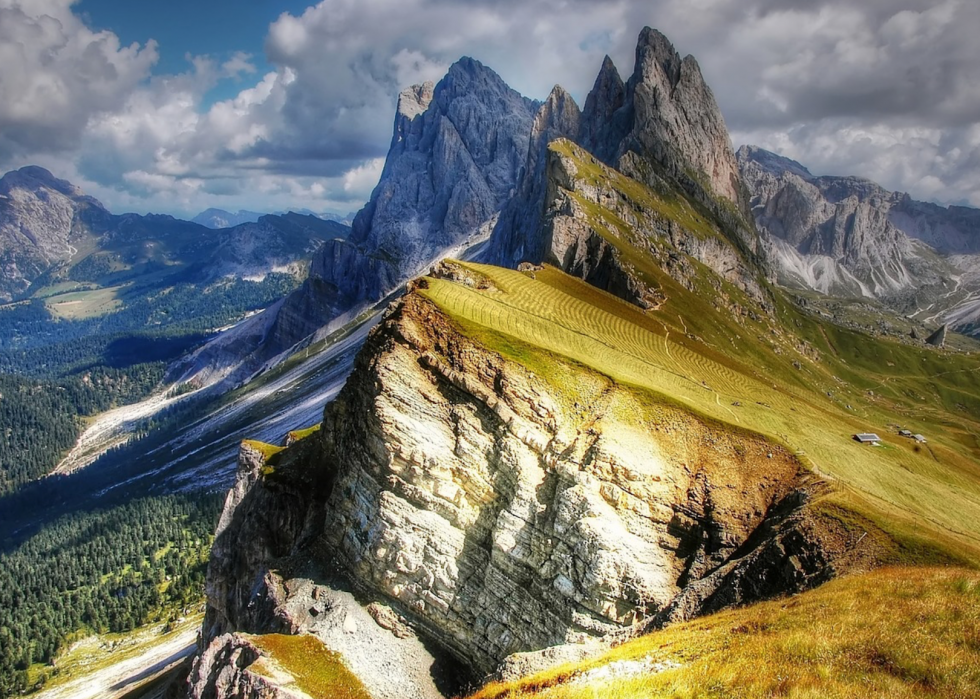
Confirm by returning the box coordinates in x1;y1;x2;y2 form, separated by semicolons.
315;57;537;309
194;208;357;229
738;145;980;333
488;28;764;307
171;58;538;389
192;208;266;229
0;167;352;305
0;166;107;301
181;26;980;699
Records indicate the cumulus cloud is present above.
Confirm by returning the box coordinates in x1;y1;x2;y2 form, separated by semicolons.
0;0;158;158
1;0;979;214
666;0;980;204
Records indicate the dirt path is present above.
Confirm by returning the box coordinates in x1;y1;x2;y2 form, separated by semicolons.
33;617;201;699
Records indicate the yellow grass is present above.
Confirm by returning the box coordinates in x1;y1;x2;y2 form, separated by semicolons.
468;567;980;699
419;262;980;558
249;634;371;699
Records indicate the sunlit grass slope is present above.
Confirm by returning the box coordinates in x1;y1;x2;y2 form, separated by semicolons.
249;634;371;699
468;567;980;699
419;261;980;560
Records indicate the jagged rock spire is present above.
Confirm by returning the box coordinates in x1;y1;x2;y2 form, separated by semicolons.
579;55;626;162
487;85;581;265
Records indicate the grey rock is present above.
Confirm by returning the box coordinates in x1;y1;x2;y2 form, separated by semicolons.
234;58;538;373
0;166;107;300
486;85;582;266
188;633;304;699
199;283;847;683
738;145;980;329
926;324;947;347
488;27;763;282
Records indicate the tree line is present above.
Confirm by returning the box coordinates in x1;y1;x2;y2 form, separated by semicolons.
0;492;223;696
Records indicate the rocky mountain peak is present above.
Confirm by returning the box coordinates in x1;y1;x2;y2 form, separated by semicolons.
534;85;581;141
579;56;626;160
736;146;814;182
0;165;85;200
485;86;582;266
0;166;110;300
738;145;980;326
633;26;685;89
252;55;538;366
619;27;744;211
436;56;520;106
396;81;435;121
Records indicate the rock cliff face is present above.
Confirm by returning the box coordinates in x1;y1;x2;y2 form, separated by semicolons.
536;139;766;308
738;145;980;328
488;28;763;294
486;86;582;266
237;58;538;371
0;166;108;300
602;28;746;212
197;268;854;694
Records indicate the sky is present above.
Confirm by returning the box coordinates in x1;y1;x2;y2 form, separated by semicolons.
1;0;978;219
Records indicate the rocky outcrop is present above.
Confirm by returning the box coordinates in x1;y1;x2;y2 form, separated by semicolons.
738;145;980;326
487;85;582;266
199;272;853;688
583;29;759;261
926;324;947;348
188;634;295;699
309;58;537;312
525;139;765;309
215;58;538;381
488;27;763;288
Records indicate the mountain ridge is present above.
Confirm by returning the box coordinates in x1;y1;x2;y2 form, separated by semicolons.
738;144;980;333
182;25;980;699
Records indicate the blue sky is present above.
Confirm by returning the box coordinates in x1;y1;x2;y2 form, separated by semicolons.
0;0;978;218
76;0;311;105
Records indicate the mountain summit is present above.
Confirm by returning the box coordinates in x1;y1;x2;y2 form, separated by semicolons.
0;166;107;300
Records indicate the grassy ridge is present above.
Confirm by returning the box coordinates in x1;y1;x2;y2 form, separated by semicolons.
419;262;980;560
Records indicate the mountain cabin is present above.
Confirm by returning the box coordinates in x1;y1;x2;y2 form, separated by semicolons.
854;433;882;444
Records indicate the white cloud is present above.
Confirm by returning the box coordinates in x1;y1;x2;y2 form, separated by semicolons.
2;0;980;215
0;0;158;157
343;158;385;198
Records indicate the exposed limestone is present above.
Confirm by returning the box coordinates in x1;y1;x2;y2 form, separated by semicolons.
199;285;853;688
0;166;108;300
233;57;538;371
539;140;764;308
488;27;763;288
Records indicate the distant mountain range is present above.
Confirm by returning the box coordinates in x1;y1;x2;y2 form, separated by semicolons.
739;146;980;334
191;208;356;229
0;167;351;303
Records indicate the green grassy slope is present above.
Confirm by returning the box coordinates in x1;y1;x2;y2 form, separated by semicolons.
419;261;980;562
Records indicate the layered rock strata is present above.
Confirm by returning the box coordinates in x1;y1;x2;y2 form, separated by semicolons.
199;271;854;690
